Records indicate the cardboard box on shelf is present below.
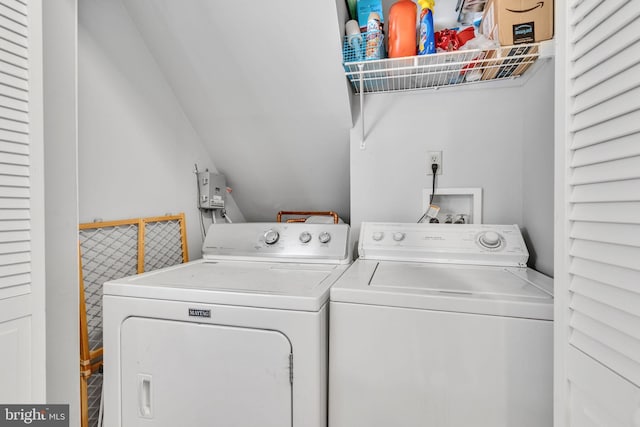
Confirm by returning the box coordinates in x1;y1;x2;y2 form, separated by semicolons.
481;0;554;45
481;44;539;81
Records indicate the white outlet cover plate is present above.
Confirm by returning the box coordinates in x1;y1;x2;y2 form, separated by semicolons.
427;151;442;175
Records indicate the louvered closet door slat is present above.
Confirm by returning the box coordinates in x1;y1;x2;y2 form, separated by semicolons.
0;198;27;209
0;127;27;144
571;2;640;62
572;87;640;133
0;107;27;124
0;240;29;255
571;155;640;185
569;308;640;365
0;82;27;101
0;208;28;221
0;230;29;243
0;94;27;113
0;61;28;83
0;37;27;61
571;0;602;27
0;116;27;134
571;10;638;79
0;186;28;199
571;0;627;44
0;13;26;37
1;1;26;17
571;33;635;82
0;26;25;51
571;277;640;321
569;257;639;293
571;221;640;247
572;108;640;149
572;60;640;115
0;2;26;25
571;178;640;203
0;69;28;92
0;250;29;265
571;202;640;224
0;258;29;276
0;219;29;232
0;176;29;189
569;328;640;387
571;134;640;166
571;239;640;271
1;272;28;288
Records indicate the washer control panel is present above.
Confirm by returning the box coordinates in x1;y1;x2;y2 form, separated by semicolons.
203;223;352;264
359;223;528;267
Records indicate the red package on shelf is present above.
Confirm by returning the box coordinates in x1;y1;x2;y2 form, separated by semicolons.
435;26;476;51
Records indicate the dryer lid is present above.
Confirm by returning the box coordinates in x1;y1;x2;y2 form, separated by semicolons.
104;260;348;311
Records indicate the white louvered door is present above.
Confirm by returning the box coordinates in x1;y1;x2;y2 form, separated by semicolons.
555;1;640;426
0;0;45;402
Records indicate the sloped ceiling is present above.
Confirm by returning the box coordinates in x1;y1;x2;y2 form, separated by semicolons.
122;1;353;222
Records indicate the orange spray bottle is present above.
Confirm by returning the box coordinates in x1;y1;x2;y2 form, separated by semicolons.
388;0;417;58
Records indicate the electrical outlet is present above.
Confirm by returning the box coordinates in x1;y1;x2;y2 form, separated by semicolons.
427;151;442;175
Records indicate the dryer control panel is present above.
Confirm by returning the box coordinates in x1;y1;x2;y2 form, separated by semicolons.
202;223;352;264
359;223;529;267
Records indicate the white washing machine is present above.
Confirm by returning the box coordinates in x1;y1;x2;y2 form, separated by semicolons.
103;222;352;427
329;222;553;427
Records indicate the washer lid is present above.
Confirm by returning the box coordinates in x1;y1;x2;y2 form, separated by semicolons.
330;260;553;320
104;260;348;311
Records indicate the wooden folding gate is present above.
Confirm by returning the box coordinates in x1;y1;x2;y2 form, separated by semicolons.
78;214;189;427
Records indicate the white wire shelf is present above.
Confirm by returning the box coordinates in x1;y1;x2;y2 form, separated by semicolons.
343;42;545;94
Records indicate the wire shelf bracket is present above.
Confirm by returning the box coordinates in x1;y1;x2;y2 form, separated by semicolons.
343;40;555;149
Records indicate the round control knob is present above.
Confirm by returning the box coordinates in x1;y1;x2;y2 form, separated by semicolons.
299;231;312;244
479;231;502;249
263;229;280;245
318;231;331;244
392;232;405;242
372;232;384;241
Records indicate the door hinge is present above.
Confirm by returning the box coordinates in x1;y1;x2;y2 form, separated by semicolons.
289;353;293;385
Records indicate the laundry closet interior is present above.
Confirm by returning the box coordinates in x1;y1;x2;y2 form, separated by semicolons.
4;1;639;426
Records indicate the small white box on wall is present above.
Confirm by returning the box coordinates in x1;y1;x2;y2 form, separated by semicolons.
422;187;483;224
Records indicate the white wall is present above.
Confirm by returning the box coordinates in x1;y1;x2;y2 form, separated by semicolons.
78;0;244;259
350;62;555;274
43;0;80;423
522;61;555;277
122;0;353;222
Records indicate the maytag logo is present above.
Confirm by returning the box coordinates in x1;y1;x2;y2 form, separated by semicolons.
188;308;211;318
0;405;68;426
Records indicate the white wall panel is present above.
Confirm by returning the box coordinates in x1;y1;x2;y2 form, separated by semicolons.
349;63;555;275
79;0;245;259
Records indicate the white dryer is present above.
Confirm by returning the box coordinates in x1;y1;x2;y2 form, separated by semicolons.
329;222;553;427
103;222;352;427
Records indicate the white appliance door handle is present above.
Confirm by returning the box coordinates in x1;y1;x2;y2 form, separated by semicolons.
138;374;153;418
